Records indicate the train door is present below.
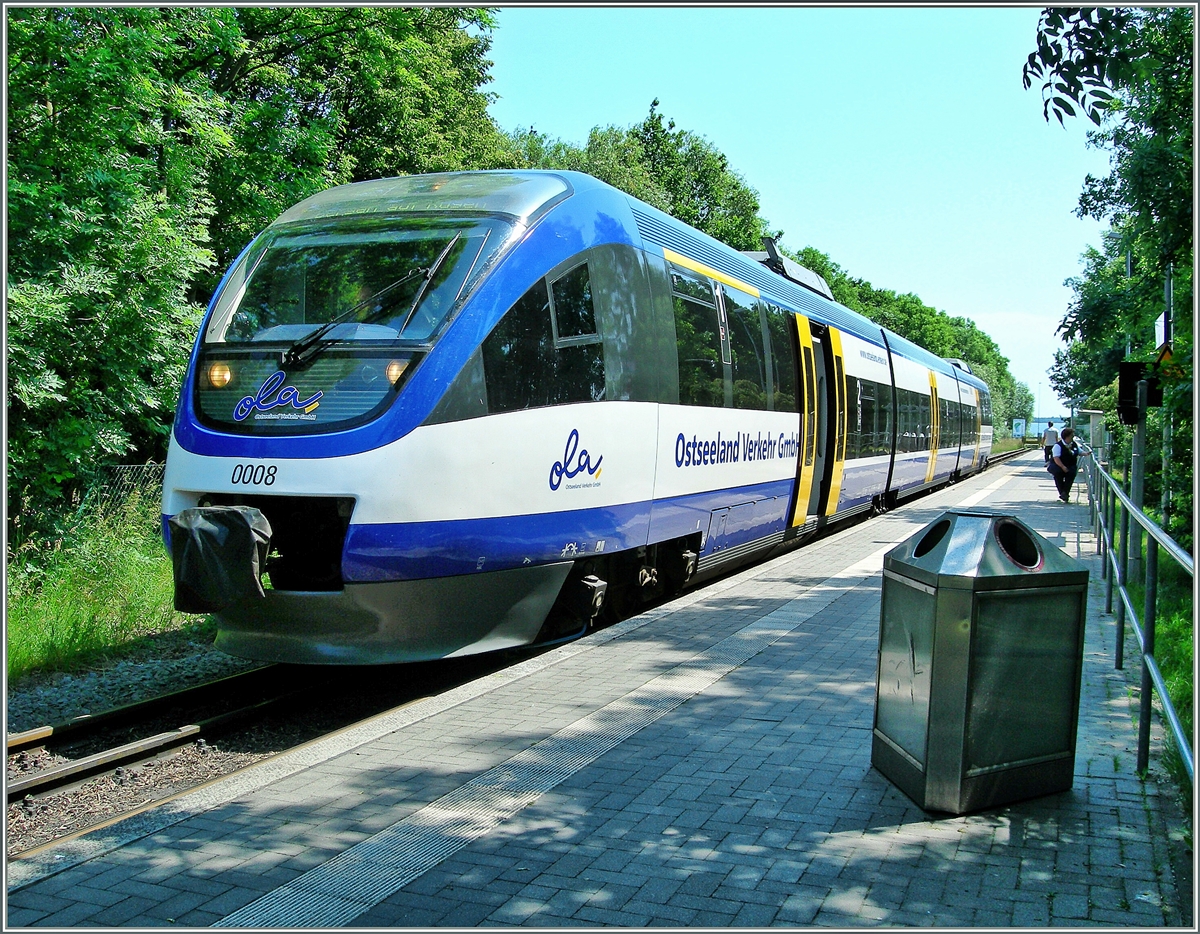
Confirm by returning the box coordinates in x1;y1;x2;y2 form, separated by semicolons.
880;332;899;498
789;314;819;528
821;326;848;516
806;332;829;519
971;387;983;468
946;375;965;476
796;322;846;520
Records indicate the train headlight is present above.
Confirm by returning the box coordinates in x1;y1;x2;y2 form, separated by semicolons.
386;360;407;384
207;362;232;388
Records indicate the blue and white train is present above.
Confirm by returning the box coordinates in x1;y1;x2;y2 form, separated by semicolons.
162;171;992;664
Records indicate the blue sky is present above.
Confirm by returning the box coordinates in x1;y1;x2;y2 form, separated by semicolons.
483;7;1113;418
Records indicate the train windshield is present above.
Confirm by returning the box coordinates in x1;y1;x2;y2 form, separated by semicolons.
204;215;510;348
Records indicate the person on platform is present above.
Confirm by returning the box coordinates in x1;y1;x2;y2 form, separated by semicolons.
1049;427;1080;503
1042;421;1058;462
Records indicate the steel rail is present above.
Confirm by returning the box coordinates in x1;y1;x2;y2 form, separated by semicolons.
7;665;277;754
7;691;303;802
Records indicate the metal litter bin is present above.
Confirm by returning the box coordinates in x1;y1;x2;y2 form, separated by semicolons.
872;510;1089;814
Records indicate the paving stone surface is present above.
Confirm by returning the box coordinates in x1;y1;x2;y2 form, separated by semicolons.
4;452;1188;927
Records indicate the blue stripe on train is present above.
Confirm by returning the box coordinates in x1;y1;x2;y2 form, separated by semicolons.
342;478;794;582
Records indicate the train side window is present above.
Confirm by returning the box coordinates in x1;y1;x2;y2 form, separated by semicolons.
671;266;717;305
899;388;918;453
721;285;767;410
671;266;726;407
846;375;861;459
764;303;797;412
482;277;605;413
550;263;599;344
858;377;876;457
878;380;893;455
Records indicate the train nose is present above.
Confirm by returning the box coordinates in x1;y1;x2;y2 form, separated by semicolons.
169;506;272;613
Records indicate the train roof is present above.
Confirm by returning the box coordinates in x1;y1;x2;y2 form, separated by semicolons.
272;171;575;227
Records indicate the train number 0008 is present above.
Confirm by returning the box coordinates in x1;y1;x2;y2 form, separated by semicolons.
231;464;277;486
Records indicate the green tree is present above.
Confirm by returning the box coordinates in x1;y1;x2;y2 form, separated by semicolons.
1026;5;1193;546
6;7;518;541
512;100;775;251
7;8;225;532
630;100;774;251
508;124;671;212
179;7;518;297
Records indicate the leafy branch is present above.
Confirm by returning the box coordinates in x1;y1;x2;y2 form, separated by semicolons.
1022;7;1134;126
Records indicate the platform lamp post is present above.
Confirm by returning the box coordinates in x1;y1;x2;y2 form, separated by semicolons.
1129;379;1147;585
1158;263;1173;522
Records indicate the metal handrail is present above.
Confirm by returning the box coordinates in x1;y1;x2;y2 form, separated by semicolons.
1094;461;1194;575
1087;454;1193;784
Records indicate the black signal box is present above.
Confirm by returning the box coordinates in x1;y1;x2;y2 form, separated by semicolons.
1117;362;1162;425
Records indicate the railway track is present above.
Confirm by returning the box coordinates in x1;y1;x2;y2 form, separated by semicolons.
6;649;548;859
7;665;298;802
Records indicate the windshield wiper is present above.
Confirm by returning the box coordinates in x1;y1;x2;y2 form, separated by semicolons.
394;232;462;337
282;268;425;369
281;231;462;369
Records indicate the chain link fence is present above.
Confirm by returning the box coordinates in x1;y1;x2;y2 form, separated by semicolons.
81;463;166;515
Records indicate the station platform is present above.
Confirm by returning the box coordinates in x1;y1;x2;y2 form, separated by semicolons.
6;451;1187;927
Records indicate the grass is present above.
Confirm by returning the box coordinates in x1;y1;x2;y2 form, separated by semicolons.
6;490;204;684
992;436;1036;455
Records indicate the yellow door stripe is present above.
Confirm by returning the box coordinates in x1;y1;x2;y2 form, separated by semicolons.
824;327;847;517
791;314;815;527
662;248;760;298
925;371;939;482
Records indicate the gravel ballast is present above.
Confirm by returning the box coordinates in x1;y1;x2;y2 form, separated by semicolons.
6;631;269;857
6;629;261;735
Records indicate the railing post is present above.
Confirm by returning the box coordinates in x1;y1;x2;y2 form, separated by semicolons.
1104;483;1115;615
1116;505;1129;670
1137;536;1158;774
1089;458;1100;548
1099;476;1108;572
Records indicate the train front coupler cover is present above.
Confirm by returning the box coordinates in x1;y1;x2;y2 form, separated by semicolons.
169;505;273;613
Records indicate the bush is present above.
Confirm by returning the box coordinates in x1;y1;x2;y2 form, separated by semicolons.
6;488;198;683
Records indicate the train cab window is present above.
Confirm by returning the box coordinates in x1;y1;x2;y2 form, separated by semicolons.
482;271;605;413
721;285;768;411
670;266;726;407
764;303;797;412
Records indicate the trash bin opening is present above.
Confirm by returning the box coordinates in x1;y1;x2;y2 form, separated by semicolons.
994;519;1042;570
913;519;951;558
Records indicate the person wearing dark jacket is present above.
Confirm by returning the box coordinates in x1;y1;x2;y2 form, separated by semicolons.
1049;427;1080;503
